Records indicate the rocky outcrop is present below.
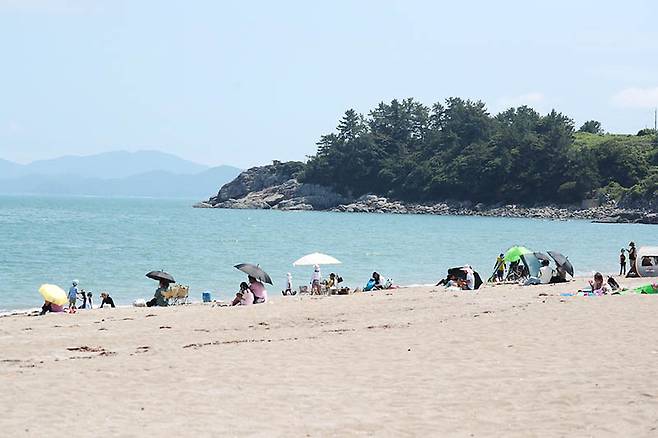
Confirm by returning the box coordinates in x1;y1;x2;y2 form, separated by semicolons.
200;162;349;211
332;195;656;222
198;163;657;223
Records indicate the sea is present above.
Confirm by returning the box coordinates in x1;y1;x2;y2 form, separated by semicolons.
0;195;653;312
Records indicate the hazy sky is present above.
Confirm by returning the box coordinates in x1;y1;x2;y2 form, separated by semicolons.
1;0;657;168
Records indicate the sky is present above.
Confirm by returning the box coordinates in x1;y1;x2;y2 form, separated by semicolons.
0;0;657;168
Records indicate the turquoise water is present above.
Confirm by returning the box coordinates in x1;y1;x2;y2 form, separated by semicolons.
0;195;653;311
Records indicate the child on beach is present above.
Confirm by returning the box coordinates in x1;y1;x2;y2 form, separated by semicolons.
619;249;626;275
232;282;253;306
68;280;79;313
282;273;294;295
589;272;612;295
87;292;93;309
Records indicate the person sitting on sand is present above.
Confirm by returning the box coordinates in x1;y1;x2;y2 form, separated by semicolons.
589;272;612;295
232;282;254;306
40;300;65;315
248;276;267;303
372;272;383;290
524;261;553;286
539;260;554;284
461;267;475;290
443;274;459;288
146;280;169;307
326;273;338;290
100;292;115;308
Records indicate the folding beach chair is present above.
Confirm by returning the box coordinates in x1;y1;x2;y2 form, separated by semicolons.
167;285;189;305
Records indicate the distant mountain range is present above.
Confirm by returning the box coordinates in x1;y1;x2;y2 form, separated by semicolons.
0;151;241;199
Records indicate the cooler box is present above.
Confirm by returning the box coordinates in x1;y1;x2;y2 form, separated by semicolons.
202;292;212;302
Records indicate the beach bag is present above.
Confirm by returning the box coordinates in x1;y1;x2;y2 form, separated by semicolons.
133;298;146;307
364;279;375;291
383;278;393;289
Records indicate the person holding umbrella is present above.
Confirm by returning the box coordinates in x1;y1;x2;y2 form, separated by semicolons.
145;271;175;307
146;279;169;307
234;264;272;304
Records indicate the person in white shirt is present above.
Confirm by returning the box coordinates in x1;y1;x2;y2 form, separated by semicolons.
310;265;322;294
465;271;475;290
538;260;554;284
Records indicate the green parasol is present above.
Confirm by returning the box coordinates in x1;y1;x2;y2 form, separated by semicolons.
504;246;532;263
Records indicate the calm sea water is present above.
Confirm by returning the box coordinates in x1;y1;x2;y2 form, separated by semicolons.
0;195;653;311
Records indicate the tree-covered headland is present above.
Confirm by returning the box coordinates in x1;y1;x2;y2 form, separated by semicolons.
300;98;658;207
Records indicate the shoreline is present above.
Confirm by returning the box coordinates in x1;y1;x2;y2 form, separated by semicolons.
198;196;658;224
1;273;645;315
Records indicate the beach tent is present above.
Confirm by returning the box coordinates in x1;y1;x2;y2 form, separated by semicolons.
443;266;483;289
636;246;658;277
520;253;542;278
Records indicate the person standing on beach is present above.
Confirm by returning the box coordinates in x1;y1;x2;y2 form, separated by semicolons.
310;265;322;294
627;242;637;277
68;280;79;312
619;249;626;275
78;288;87;309
495;254;506;282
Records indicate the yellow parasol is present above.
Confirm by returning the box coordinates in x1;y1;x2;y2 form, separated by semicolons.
38;284;68;306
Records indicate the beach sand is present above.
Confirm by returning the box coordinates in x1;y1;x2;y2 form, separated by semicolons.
2;277;658;437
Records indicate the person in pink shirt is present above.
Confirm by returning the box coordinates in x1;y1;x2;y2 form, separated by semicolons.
248;276;268;304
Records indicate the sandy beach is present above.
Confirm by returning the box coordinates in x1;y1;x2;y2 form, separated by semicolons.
2;277;658;437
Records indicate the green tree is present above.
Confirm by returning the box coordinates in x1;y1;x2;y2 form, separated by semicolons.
578;120;603;134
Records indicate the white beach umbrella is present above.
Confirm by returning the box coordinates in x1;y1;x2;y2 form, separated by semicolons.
293;252;342;266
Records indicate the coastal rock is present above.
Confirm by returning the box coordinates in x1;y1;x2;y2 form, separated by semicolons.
210;161;305;204
202;162;349;211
